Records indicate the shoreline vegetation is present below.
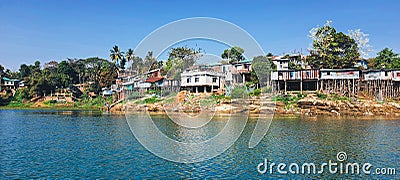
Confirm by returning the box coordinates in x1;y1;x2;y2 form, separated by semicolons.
3;90;400;119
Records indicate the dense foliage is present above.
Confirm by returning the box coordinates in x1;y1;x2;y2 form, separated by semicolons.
0;57;118;99
163;46;202;80
251;55;276;86
308;21;360;69
368;48;400;69
221;46;245;64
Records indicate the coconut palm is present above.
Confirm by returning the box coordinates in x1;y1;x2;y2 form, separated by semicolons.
125;48;134;73
110;45;124;67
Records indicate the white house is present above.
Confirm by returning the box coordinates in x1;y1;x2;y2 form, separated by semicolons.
181;70;224;93
392;70;400;81
1;77;20;89
362;70;392;81
320;69;360;79
272;58;289;70
205;63;233;85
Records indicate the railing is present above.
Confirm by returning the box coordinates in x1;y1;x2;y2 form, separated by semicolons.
271;70;319;81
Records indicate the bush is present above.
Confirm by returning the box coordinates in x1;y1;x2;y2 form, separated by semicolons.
272;94;305;104
128;92;143;100
212;94;226;104
317;92;327;99
144;96;162;104
13;88;30;102
249;89;261;96
43;100;57;105
329;94;350;101
231;86;248;99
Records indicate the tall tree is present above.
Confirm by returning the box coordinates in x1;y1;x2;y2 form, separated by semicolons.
348;29;372;58
308;20;359;69
221;46;245;64
125;48;134;71
251;56;276;86
371;48;400;69
110;45;124;68
19;64;31;79
164;46;202;79
143;51;158;72
0;65;5;77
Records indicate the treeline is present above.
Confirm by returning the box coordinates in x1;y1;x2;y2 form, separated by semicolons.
1;57;118;99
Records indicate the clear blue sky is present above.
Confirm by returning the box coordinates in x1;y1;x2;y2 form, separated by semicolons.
0;0;399;70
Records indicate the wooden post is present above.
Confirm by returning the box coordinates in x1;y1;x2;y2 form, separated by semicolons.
284;80;287;95
300;71;303;94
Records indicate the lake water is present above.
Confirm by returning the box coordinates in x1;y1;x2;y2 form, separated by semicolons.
0;110;399;179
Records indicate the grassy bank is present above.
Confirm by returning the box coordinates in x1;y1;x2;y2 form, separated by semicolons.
0;95;113;111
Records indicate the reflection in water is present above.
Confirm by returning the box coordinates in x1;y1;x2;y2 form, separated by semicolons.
0;110;399;179
126;111;248;163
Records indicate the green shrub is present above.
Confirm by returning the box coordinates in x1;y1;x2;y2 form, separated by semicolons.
272;94;305;104
317;92;327;99
329;94;350;101
43;100;57;105
249;89;261;96
128;92;143;100
231;86;248;99
144;96;162;104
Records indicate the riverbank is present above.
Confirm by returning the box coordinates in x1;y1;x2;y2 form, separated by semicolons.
112;91;400;117
0;96;109;111
3;91;400;118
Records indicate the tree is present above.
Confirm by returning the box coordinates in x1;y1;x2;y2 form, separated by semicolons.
142;51;158;72
288;55;305;70
308;20;360;69
132;56;143;75
19;64;31;79
84;57;118;93
119;58;127;70
58;60;78;87
110;45;124;67
168;46;201;69
44;60;59;69
371;48;400;69
0;64;5;77
251;56;276;86
125;48;135;71
164;46;202;79
348;29;372;58
221;46;245;64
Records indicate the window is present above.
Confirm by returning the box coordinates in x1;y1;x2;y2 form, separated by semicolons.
195;77;199;82
187;78;191;83
385;71;389;76
212;78;217;83
327;72;331;75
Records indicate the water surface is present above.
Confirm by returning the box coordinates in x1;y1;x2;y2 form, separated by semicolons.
0;110;399;178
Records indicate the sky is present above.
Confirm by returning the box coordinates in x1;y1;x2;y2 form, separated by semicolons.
0;0;399;70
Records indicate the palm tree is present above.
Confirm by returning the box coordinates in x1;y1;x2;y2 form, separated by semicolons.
110;45;124;68
125;48;134;74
